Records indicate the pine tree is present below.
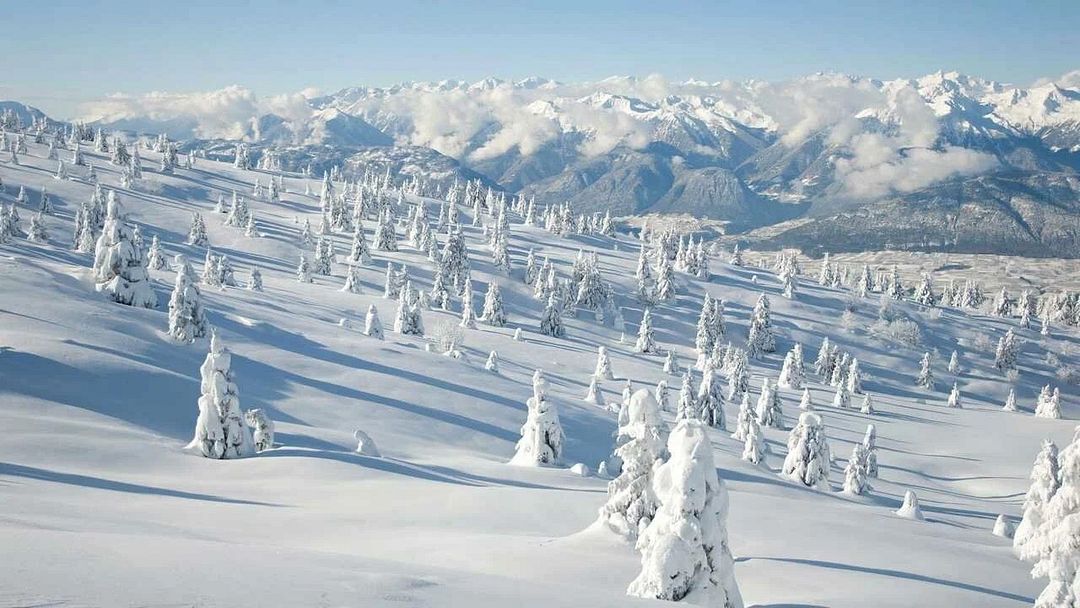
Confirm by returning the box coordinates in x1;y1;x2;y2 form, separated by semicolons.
187;331;254;459
947;350;960;374
348;226;371;265
627;419;743;607
799;387;813;411
696;365;726;429
373;207;397;251
459;279;477;329
92;198;156;308
695;294;718;357
782;412;831;490
584;375;605;406
654;255;676;301
635;307;658;353
598;389;666;538
946;382;962;408
296;252;313;283
1003;388;1018;412
676;369;697;421
341;264;362;294
1014;440;1060;556
594;345;615;380
842;442;871;495
747;293;775;357
756;377;784;429
731;392;754;442
846;358;863;395
480;282;507;327
742;407;765;465
663;351;679;375
248;266;263;292
916;352;935;390
26;212;47;243
167;258;208;343
509;370;565;466
364;304;384;339
1028;428;1080;605
863;424;878;478
147;235;167;270
187;212;208;247
994;329;1020;372
777;345;804;389
1035;385;1062;419
539;294;565;338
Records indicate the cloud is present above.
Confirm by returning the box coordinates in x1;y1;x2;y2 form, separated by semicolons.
78;85;265;140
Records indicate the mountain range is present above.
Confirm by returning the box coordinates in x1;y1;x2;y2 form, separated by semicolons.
33;70;1080;255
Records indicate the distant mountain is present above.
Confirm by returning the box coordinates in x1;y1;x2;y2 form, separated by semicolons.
57;69;1080;255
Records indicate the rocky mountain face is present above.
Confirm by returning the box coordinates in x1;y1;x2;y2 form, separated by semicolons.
71;70;1080;255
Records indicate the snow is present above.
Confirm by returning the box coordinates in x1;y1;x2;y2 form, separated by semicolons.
0;138;1076;607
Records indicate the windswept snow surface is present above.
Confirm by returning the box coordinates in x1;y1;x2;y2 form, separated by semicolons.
1;140;1076;607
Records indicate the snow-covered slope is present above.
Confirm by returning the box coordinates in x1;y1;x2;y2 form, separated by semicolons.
1;138;1077;606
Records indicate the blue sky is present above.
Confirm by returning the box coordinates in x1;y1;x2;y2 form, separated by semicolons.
5;0;1078;118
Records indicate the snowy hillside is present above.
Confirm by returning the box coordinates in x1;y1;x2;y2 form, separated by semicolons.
2;133;1080;607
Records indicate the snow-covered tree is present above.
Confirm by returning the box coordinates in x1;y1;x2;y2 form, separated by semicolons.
994;329;1020;372
296;252;313;283
627;419;743;607
247;266;263;292
846;358;862;395
26;212;47;243
594;345;615;380
782;412;831;490
799;388;814;411
842;442;871;495
1035;385;1062;419
896;490;924;520
654;255;676;301
584;375;605;406
946;382;962;408
187;331;254;459
341;263;362;294
696;365;726;429
777;344;804;389
459;279;477;329
746;293;775;357
539;294;565;338
598;389;667;538
147;235;167;270
636;307;658;354
664;351;679;375
485;350;500;373
947;350;960;374
731;392;754;442
245;409;274;452
187;212;208;247
677;369;697;421
1014;440;1060;556
480;282;507;326
364;304;384;340
167;257;208;343
373;207;397;251
92;198;156;308
756;377;784;429
916;351;935;390
863;424;878;478
509;370;565;466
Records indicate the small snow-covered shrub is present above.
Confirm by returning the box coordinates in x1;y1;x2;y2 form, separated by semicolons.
840;310;858;333
429;319;465;356
1057;364;1080;386
971;333;995;355
869;318;921;348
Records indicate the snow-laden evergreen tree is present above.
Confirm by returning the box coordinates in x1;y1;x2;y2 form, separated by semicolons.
480;282;507;326
725;350;749;401
655;380;671;413
296;252;313;283
729;243;743;266
539;294;565;338
167;257;208;343
842;442;871;495
584;375;605;406
777;345;804;389
677;369;697;422
245;409;274;452
364;304;384;340
782;412;831;490
654;254;676;301
858;393;874;415
895;490;924;520
627;419;743;607
39;187;53;215
187;331;254;459
459;279;477;329
916;351;935;390
662;351;679;376
1014;440;1060;557
297;218;314;248
224;191;250;228
598;389;667;537
946;382;962;408
247;266;263;292
313;235;334;276
993;287;1013;317
482;350;499;373
1035;385;1062;419
913;273;936;306
695;294;718;359
201;249;221;288
26;212;47;243
756;377;784;429
696;365;726;429
863;424;878;478
187;212;208;247
373;207;397;251
799;388;814;411
746;293;775;357
147;235;167;270
1002;388;1018;412
741;405;765;465
994;329;1020;372
130;144;142;179
92;198;156;308
947;350;960;374
441;230;471;294
731;392;754;442
348;225;371;265
594;345;615;380
341;263;362;294
509;370;565;466
1028;429;1080;606
830;380;852;409
846;358;863;395
636;307;658;354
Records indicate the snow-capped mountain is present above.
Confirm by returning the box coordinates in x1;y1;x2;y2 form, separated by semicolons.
70;69;1080;255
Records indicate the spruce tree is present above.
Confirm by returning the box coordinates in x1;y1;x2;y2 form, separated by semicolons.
480;282;507;326
782;412;831;489
92;198;156;308
635;307;658;354
187;331;254;459
364;304;384;339
509;370;565;466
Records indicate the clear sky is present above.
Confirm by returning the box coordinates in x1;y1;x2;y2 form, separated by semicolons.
4;0;1078;118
